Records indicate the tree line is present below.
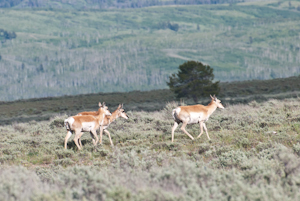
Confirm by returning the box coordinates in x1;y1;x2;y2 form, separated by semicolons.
0;0;245;8
0;28;16;42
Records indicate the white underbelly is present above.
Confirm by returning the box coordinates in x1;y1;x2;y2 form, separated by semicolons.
188;112;204;124
81;122;95;132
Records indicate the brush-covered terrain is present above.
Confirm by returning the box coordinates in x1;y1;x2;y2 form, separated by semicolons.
1;0;300;101
0;95;300;200
1;75;300;125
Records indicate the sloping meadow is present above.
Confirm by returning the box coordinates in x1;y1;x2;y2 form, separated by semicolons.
0;98;300;200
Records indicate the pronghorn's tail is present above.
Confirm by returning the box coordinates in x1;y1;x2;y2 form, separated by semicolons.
172;107;181;122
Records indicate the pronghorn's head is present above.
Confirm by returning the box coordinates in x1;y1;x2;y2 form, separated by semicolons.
99;102;112;116
117;104;129;119
210;95;225;109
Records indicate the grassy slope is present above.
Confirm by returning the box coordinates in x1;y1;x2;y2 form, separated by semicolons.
1;1;300;101
0;96;300;200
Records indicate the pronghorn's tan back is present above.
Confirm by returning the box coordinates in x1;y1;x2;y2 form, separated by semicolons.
78;111;98;116
178;104;209;114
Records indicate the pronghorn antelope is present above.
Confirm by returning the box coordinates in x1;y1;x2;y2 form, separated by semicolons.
171;95;224;142
64;102;111;150
77;104;129;147
76;102;108;116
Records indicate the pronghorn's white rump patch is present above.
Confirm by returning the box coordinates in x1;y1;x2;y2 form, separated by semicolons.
65;117;75;126
172;107;181;121
175;107;181;114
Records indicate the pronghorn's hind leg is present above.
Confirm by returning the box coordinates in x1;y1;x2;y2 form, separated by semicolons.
180;121;195;140
171;122;179;142
73;130;82;150
64;131;72;149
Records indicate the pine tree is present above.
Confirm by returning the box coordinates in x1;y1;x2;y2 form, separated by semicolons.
167;61;220;103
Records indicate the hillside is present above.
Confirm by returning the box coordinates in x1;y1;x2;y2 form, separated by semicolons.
1;0;300;101
0;75;299;125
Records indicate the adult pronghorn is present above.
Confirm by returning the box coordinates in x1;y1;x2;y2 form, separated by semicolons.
77;104;129;147
64;102;111;150
171;95;224;142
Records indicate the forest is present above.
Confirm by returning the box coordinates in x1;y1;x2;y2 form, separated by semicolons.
0;0;247;9
1;0;300;101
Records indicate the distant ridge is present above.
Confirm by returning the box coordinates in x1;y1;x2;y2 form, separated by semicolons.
0;75;299;125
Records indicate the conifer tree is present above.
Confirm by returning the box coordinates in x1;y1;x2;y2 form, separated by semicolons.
167;61;220;103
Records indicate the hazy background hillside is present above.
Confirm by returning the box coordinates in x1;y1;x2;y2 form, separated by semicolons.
1;0;300;101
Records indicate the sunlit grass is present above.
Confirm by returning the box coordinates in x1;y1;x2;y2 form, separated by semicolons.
1;97;300;199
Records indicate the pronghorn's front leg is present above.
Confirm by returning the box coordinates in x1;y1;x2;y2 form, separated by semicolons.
203;123;211;140
73;131;82;150
197;121;204;138
180;122;195;140
64;131;72;149
171;122;179;142
99;127;104;145
78;132;84;148
104;129;114;147
90;130;99;146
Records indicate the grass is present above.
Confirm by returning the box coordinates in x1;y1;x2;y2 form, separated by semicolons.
0;96;300;200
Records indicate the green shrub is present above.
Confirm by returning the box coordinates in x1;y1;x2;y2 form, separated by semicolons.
49;116;67;129
55;149;74;159
293;143;300;156
53;158;74;167
198;143;210;154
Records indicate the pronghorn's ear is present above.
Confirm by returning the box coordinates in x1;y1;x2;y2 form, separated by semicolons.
102;102;106;107
121;103;123;109
98;102;102;107
210;94;214;100
117;104;122;109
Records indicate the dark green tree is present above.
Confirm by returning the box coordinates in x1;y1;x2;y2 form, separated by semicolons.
167;61;220;103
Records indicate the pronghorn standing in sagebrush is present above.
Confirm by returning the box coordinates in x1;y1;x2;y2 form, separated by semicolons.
171;95;224;142
64;102;111;150
77;104;129;147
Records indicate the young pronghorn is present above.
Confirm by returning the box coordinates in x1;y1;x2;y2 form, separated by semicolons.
64;102;111;150
77;104;129;147
171;95;224;142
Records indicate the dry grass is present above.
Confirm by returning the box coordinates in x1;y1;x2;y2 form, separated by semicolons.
0;97;300;200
